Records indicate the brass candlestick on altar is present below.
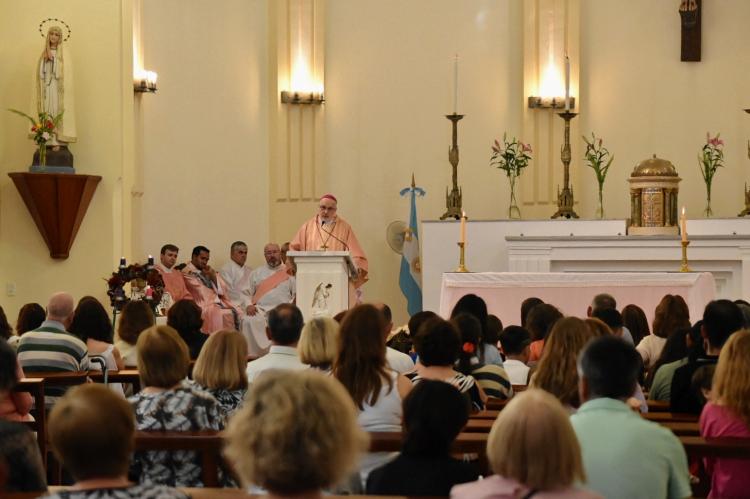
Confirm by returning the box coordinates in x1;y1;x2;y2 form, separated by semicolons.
455;242;469;272
551;112;579;219
739;109;750;217
680;240;691;272
441;113;464;220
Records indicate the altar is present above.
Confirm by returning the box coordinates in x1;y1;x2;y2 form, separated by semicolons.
422;218;750;315
439;271;715;327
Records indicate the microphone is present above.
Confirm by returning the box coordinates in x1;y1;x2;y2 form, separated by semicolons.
320;221;349;250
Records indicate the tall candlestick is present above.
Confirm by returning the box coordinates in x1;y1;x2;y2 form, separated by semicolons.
460;211;466;244
453;54;459;114
680;206;688;242
564;55;571;111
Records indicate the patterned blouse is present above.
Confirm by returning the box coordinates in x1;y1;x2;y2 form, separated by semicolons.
128;380;225;487
194;384;246;418
405;371;484;411
40;485;189;499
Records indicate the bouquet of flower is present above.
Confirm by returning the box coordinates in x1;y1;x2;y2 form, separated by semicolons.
583;133;614;218
699;132;724;217
7;109;64;166
491;134;532;219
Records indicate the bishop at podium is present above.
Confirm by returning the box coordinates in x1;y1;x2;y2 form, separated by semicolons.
290;194;368;288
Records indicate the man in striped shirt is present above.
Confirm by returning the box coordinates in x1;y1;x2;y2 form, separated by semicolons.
17;292;89;402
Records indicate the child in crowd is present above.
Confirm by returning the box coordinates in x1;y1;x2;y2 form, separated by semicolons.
499;326;532;385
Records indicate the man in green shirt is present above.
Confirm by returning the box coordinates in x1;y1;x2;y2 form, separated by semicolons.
571;336;691;499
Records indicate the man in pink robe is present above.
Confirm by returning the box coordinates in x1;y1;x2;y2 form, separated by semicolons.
290;194;369;287
155;244;193;305
182;245;241;334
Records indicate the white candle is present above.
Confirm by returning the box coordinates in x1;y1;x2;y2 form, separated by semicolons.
680;206;687;242
453;54;459;114
564;55;571;111
460;211;466;245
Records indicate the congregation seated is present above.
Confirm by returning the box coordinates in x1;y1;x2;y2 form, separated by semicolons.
699;329;750;498
529;316;593;410
525;303;562;363
0;341;33;422
452;313;512;400
374;302;415;374
129;325;225;487
645;325;693;399
366;379;479;496
571;336;691;499
192;329;248;417
637;294;691;370
167;299;208;360
297;315;339;371
520;296;544;329
386;310;438;356
41;384;187;499
245;303;308;384
114;300;155;367
6;302;45;350
451;389;601;499
17;292;89;404
69;296;125;395
583;317;611;338
333;304;412;486
224;369;368;496
406;317;485;411
622;303;650;346
498;325;532;386
671;299;743;414
0;419;46;493
450;293;504;367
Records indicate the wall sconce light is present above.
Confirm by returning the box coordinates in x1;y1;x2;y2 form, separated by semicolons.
528;96;576;109
280;90;324;105
134;70;158;93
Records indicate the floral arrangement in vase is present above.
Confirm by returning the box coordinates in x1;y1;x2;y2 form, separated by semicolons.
490;133;532;219
699;132;724;217
7;109;64;167
583;132;614;219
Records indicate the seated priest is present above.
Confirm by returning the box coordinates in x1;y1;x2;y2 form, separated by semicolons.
155;244;193;307
219;241;253;310
182;245;241;334
290;194;368;288
241;243;295;357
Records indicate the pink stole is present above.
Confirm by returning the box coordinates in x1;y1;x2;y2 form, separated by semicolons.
252;268;290;305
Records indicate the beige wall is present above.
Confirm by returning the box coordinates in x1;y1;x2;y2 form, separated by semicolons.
0;0;133;320
2;0;750;327
137;0;270;269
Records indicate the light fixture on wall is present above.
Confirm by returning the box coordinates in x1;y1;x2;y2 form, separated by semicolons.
281;56;324;105
134;70;158;93
280;90;324;105
528;56;573;110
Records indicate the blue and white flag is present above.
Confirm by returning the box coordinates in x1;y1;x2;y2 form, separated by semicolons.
399;175;425;316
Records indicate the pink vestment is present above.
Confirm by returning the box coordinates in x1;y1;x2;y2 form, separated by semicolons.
182;262;241;333
156;263;193;303
290;214;369;287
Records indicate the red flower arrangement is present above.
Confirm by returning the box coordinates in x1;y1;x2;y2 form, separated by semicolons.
106;261;164;313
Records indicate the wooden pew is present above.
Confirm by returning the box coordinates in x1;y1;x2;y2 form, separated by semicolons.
680;436;750;459
14;378;47;465
646;399;671;412
88;368;141;392
643;412;699;423
134;431;226;487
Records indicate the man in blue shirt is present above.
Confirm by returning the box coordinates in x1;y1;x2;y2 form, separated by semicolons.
571;336;691;499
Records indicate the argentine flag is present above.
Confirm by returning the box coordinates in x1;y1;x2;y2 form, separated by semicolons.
399;178;424;316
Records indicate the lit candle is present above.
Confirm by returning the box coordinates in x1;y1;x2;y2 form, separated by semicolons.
680;206;688;242
145;285;153;300
564;55;571;111
460;211;467;245
453;54;459;114
147;254;154;266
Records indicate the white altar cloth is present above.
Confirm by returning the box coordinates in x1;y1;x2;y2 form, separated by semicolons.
439;272;716;327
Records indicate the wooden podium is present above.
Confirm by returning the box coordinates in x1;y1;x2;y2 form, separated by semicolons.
287;251;357;321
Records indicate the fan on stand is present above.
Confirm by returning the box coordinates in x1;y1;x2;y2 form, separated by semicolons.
386;221;408;254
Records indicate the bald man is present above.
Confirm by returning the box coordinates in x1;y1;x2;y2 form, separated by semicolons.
240;243;296;357
17;292;90;403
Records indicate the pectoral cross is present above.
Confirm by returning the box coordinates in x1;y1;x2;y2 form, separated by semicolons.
679;0;701;62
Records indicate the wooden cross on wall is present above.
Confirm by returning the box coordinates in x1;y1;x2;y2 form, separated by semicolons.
680;0;701;61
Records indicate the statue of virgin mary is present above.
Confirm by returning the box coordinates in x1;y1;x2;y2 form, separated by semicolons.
36;25;76;145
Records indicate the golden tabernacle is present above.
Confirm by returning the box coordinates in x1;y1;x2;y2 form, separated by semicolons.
628;155;681;236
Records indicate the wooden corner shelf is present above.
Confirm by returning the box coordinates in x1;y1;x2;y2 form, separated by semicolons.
8;172;102;259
